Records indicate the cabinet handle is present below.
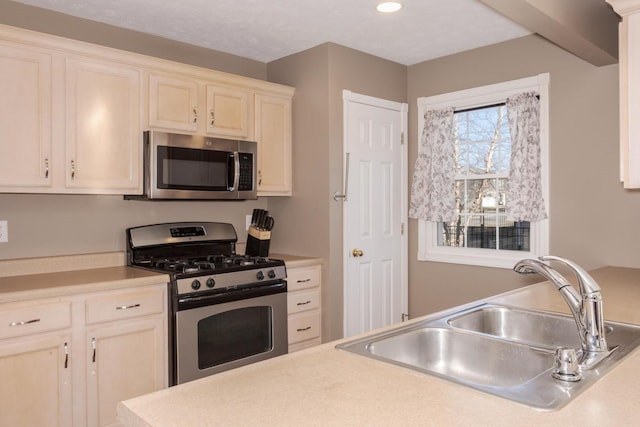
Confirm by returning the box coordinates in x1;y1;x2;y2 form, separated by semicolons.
70;160;76;180
64;342;69;369
116;303;141;310
44;158;49;179
297;300;311;306
296;278;311;283
210;109;215;126
193;107;198;124
9;318;40;327
258;170;262;186
91;337;96;363
296;326;311;332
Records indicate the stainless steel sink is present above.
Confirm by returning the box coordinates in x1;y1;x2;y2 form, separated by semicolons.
447;305;583;349
336;304;640;410
366;327;552;387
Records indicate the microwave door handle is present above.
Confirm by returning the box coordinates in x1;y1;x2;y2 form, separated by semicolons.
231;152;240;191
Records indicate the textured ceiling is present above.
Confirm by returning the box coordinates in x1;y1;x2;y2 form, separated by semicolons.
12;0;531;65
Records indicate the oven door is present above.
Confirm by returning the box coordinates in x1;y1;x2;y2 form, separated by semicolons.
174;286;288;384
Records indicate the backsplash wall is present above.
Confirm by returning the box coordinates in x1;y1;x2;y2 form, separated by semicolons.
0;194;266;260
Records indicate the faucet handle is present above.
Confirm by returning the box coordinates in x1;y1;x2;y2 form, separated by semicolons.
552;347;582;382
539;256;601;295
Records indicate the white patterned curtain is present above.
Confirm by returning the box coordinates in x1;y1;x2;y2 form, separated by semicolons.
409;107;457;222
505;92;547;222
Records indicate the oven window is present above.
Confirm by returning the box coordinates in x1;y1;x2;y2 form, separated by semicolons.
197;306;273;369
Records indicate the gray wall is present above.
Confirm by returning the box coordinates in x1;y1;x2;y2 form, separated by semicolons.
267;43;407;342
407;34;640;317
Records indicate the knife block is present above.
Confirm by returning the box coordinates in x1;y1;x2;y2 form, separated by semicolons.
246;226;271;257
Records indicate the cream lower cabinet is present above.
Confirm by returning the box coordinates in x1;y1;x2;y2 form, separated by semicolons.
0;301;73;427
287;264;322;352
0;283;167;427
84;286;167;427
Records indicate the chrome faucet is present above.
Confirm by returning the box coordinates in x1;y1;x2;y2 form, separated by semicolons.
514;256;615;370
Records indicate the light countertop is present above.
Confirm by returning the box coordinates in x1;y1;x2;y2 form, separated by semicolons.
117;266;640;427
269;253;323;269
0;265;170;303
0;252;321;303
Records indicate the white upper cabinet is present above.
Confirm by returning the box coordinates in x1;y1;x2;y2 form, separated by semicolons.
147;73;252;139
255;93;292;196
607;0;640;188
0;25;144;194
0;24;294;196
148;74;199;133
206;84;251;138
65;57;142;192
0;41;52;188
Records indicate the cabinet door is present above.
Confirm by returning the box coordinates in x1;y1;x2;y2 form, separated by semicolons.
65;57;142;192
0;334;72;427
254;93;292;196
148;74;199;133
86;318;166;427
0;42;52;188
206;84;250;138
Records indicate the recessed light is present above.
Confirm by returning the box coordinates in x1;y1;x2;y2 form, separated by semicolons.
376;2;403;13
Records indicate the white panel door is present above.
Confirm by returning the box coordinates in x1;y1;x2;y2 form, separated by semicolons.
343;91;408;338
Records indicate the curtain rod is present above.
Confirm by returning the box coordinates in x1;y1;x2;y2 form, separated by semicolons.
454;94;539;114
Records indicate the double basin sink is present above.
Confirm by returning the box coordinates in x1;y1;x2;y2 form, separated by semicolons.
336;304;640;410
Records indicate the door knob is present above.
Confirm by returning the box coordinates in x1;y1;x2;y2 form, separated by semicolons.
352;248;364;257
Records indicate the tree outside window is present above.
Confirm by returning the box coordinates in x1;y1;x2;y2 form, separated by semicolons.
439;104;530;252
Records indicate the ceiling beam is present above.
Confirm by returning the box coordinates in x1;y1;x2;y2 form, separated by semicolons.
480;0;620;66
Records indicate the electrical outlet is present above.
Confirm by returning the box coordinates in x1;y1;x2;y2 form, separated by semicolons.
0;220;7;243
245;214;252;231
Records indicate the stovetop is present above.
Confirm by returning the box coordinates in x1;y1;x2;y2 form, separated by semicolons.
137;254;279;276
126;222;287;296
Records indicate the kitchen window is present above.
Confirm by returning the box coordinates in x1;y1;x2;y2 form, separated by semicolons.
412;74;549;269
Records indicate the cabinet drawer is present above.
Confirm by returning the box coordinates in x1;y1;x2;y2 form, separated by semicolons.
286;265;321;291
0;301;71;339
287;289;320;314
288;311;321;344
85;287;164;325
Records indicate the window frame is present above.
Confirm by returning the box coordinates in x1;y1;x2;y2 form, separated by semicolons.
416;74;550;269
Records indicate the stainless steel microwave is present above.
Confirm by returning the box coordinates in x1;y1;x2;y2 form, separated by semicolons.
127;131;257;200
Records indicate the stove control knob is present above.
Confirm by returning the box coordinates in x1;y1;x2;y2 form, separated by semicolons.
191;279;201;290
206;278;216;288
268;269;276;279
256;271;265;281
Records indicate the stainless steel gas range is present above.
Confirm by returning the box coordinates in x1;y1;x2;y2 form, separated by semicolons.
126;222;288;385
